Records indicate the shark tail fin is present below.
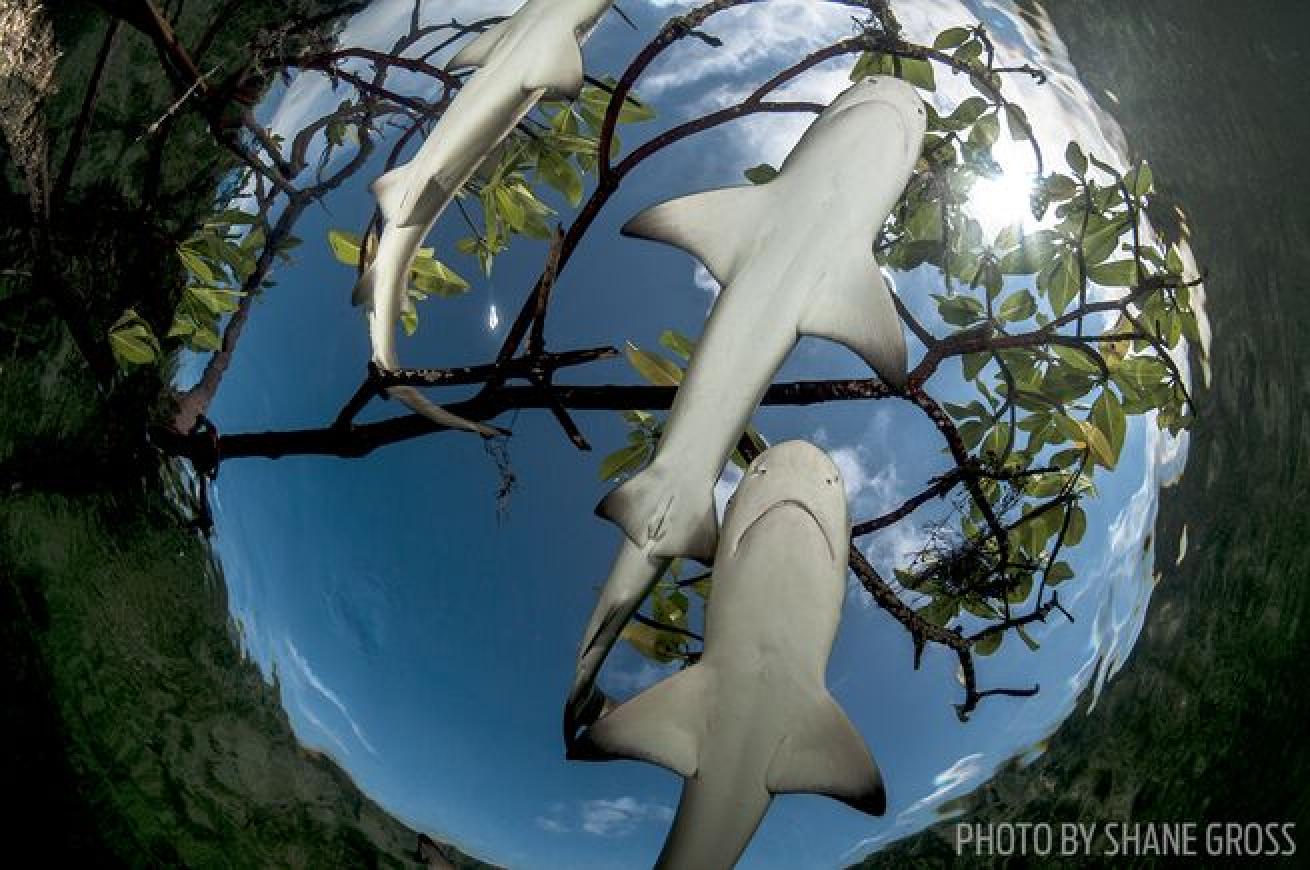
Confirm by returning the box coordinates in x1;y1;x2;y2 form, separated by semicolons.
766;691;886;816
448;17;514;71
385;385;504;438
567;664;710;777
620;184;769;288
596;466;717;562
799;256;908;390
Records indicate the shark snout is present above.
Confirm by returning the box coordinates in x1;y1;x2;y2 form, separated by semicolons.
724;441;850;562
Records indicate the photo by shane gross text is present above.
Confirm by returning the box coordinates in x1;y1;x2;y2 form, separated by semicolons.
570;440;887;870
351;0;614;436
565;76;928;738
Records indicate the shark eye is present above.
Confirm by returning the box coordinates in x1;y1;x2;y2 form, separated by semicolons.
750;466;768;477
826;477;836;486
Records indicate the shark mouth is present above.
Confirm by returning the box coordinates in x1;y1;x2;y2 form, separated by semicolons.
731;498;834;563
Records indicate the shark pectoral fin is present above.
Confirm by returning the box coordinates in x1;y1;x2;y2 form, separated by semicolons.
620;185;766;287
799;256;908;390
448;17;514;71
567;665;709;777
766;693;886;816
523;29;586;98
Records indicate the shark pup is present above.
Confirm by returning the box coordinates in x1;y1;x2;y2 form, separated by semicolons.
566;76;926;734
571;440;887;869
352;0;613;435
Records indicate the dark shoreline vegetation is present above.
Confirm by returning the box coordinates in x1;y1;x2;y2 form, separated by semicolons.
863;0;1310;864
0;1;490;866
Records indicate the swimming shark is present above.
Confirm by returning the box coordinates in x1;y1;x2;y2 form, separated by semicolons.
565;76;926;734
351;0;614;435
570;440;887;869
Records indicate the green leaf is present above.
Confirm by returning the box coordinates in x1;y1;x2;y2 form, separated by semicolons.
933;26;971;49
974;630;1002;656
108;309;160;367
969;112;1000;149
411;255;471;297
625;342;684;386
1064;505;1087;547
1004;103;1031;141
894;56;936;91
658;330;696;360
906;200;943;241
1116;355;1169;391
1043;173;1078;201
1017;624;1041;651
1039;250;1080;316
599;443;649;480
935;293;985;327
1087;258;1140;287
962;351;990;381
1065;141;1087;177
1090;388;1127;462
1126;160;1154;196
536;148;583;207
327;229;364;267
998;231;1059;275
950;96;989;126
1081;213;1129;265
743;163;779;184
1046;561;1074;586
998;289;1037;323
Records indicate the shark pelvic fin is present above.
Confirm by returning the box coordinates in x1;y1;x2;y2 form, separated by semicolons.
523;28;586;98
621;185;767;287
448;17;515;71
567;664;708;777
596;467;718;562
350;263;375;308
765;692;886;816
799;257;908;390
372;167;456;230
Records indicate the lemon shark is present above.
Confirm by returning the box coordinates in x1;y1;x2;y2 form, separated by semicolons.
570;440;887;868
351;0;613;435
565;76;926;733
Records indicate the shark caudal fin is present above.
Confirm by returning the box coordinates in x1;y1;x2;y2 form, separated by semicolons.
798;256;908;390
596;467;718;562
765;691;886;816
385;386;504;438
448;17;515;71
567;664;710;777
621;184;768;288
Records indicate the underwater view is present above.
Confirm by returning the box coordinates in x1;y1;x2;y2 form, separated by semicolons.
1;0;1305;867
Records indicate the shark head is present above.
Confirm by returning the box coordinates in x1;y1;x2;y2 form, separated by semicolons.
818;75;928;172
722;441;851;565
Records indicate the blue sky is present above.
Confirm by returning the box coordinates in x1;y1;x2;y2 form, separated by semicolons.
200;1;1201;866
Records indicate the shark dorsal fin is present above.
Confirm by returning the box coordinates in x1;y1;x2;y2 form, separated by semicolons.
766;691;886;816
568;665;709;777
798;255;908;390
523;26;586;98
621;185;768;287
448;17;515;71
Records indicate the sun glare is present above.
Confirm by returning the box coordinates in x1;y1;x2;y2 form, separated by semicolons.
966;137;1038;241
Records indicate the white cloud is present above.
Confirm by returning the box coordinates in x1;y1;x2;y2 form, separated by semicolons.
535;796;675;837
582;797;675;836
284;637;380;757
